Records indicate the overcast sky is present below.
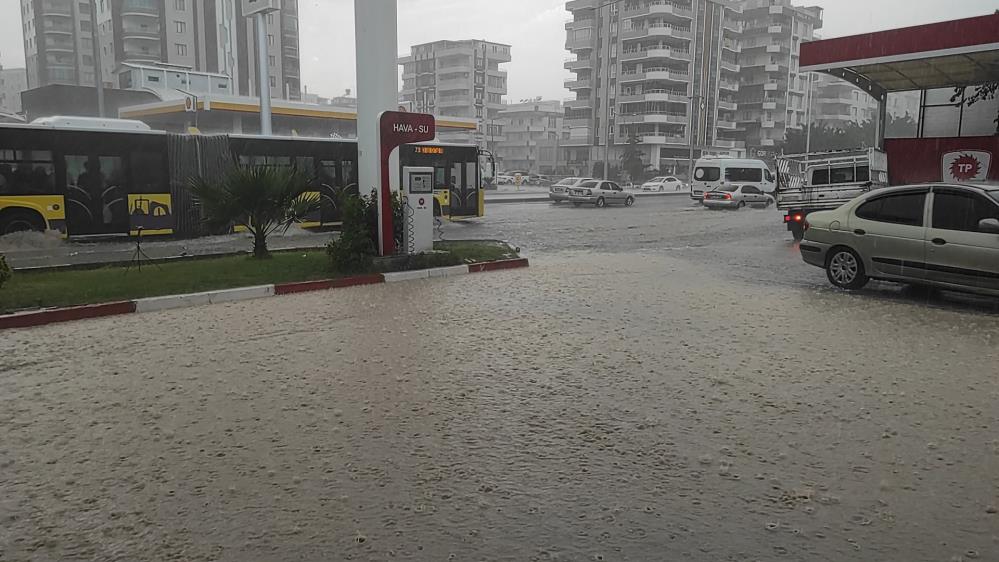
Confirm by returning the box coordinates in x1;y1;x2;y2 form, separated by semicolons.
1;0;996;101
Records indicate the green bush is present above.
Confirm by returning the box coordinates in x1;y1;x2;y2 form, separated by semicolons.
327;194;376;273
0;254;11;289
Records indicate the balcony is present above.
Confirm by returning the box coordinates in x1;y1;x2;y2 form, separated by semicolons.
437;78;469;90
440;63;473;74
565;117;592;128
122;26;160;40
769;5;783;14
766;44;785;53
760;138;776;146
437;98;469;108
565;98;593;110
716;120;737;129
121;0;159;16
722;40;741;53
620;68;689;83
564;56;594;71
565;36;595;50
765;63;780;72
762;100;778;110
566;0;598;9
720;60;740;73
764;82;779;91
619;89;687;103
621;47;690;62
768;25;783;34
565;79;593;90
718;99;737;111
40;2;73;16
623;1;694;19
565;19;595;31
563;127;593;146
761;120;776;128
640;134;687;145
720;81;739;91
722;20;743;33
622;24;692;40
619;112;688;125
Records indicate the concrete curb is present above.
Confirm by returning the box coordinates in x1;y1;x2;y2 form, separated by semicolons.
0;259;530;331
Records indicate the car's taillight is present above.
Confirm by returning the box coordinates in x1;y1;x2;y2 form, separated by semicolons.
794;214;804;222
724;193;732;200
803;220;810;231
585;189;592;196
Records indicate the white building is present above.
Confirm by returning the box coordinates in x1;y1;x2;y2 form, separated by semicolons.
0;66;29;114
495;99;564;173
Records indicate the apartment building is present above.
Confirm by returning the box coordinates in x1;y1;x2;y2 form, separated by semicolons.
0;66;29;114
22;0;300;100
564;0;745;178
399;40;511;146
810;73;878;130
495;100;564;173
734;0;822;148
21;0;100;88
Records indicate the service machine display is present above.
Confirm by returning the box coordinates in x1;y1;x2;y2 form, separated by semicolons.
378;111;436;255
403;167;435;253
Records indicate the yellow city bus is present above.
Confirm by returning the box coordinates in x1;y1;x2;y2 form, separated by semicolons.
0;120;489;237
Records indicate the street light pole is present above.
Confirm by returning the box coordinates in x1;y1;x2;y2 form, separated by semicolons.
254;12;273;136
88;0;105;117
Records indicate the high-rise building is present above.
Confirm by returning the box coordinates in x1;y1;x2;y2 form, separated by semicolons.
495;100;564;174
0;65;29;114
734;0;823;149
21;0;100;88
22;0;300;100
399;40;511;146
810;73;879;130
563;0;744;179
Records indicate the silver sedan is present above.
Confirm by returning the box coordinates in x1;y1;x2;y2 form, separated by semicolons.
801;183;999;295
702;185;773;209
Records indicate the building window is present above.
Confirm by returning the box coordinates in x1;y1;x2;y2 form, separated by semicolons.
267;13;274;25
267;34;275;46
269;55;275;66
175;0;185;10
175;21;186;33
176;43;187;56
81;20;92;32
270;76;276;87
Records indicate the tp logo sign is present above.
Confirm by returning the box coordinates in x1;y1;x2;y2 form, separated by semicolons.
942;151;992;182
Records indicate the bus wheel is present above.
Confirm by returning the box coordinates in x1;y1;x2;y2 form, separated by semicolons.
0;209;46;235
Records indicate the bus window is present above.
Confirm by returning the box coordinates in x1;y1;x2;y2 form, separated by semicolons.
434;166;446;189
319;160;338;186
294;157;315;176
65;154;128;234
451;163;461;189
130;152;166;194
341;160;356;186
0;149;55;195
725;167;763;182
239;155;291;167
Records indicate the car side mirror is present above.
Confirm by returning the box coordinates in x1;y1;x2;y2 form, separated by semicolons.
979;218;999;234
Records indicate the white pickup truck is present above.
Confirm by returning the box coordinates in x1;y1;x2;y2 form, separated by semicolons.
776;148;889;240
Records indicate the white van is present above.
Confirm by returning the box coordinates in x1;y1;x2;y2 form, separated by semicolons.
691;158;776;201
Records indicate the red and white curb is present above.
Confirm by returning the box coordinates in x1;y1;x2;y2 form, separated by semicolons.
0;258;528;331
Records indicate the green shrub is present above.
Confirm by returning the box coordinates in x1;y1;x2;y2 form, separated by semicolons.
327;194;376;273
0;254;11;289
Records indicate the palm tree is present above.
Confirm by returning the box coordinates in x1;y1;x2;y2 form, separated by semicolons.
190;165;319;258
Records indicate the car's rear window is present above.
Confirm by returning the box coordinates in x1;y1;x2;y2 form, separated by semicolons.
694;167;720;181
718;185;738;192
650;177;665;182
555;178;577;186
579;181;599;188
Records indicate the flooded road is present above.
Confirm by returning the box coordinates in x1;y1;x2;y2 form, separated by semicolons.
3;248;998;560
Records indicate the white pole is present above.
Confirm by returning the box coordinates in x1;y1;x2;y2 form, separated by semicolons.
255;12;273;136
354;0;399;255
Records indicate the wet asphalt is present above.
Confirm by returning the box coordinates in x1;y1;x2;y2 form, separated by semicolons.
2;197;999;561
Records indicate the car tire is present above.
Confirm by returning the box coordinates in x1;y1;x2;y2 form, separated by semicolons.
738;201;746;209
826;247;869;290
658;186;665;192
625;196;635;207
595;197;606;208
0;208;47;235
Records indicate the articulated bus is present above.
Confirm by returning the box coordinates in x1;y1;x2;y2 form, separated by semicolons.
0;119;492;237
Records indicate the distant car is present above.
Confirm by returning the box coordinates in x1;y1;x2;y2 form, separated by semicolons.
800;183;999;295
529;174;552;186
568;180;636;208
702;185;774;210
550;177;593;203
496;175;515;185
641;176;685;192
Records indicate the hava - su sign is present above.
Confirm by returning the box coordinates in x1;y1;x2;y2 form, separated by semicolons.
378;111;436;255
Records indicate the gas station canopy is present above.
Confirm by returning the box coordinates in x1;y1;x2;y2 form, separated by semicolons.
800;13;999;95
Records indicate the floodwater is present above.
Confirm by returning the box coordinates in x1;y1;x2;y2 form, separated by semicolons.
2;252;997;561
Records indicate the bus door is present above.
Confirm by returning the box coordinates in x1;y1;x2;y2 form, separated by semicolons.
63;154;130;236
448;161;480;218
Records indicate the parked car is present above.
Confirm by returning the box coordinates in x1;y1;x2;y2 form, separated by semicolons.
550;177;593;203
641;176;686;192
496;174;515;185
800;183;999;295
702;185;774;210
568;180;636;208
528;174;552;186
